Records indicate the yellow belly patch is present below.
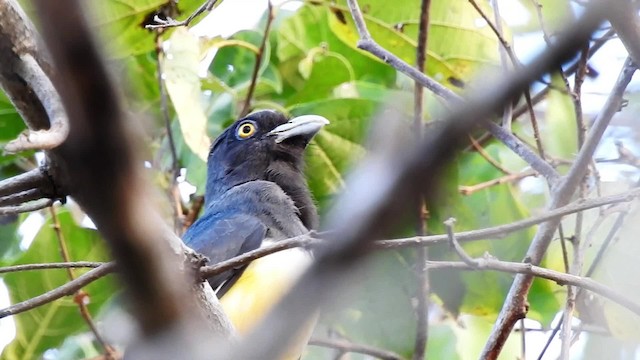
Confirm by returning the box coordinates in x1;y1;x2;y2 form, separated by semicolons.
220;248;315;359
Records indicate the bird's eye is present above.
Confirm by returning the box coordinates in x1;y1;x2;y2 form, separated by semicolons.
236;122;257;139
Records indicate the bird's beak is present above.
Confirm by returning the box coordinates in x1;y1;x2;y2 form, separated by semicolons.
269;115;330;144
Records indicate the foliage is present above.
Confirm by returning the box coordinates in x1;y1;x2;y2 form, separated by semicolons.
0;0;637;359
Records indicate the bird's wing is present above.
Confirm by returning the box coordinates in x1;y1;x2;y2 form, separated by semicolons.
183;210;267;293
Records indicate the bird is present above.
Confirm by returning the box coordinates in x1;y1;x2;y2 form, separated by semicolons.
182;109;329;359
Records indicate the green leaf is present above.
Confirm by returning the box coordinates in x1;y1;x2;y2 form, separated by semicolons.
209;30;272;91
325;0;501;89
0;91;26;143
0;214;23;265
163;28;211;161
288;98;380;211
286;52;353;105
275;5;396;88
1;211;116;360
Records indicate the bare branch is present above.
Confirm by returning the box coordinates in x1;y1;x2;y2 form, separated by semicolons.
485;122;559;184
0;168;51;197
608;0;640;66
345;0;459;103
0;261;104;273
427;259;640;318
145;0;220;30
0;262;116;319
459;169;536;196
0;198;53;215
412;0;432;357
0;188;47;206
378;187;640;249
482;55;637;359
309;338;405;360
239;1;274;118
444;217;479;267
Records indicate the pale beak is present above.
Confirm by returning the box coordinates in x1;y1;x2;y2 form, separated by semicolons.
268;115;330;144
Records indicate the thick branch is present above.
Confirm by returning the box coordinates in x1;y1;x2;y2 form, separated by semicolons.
32;0;233;355
0;0;51;131
4;53;69;152
0;168;51;197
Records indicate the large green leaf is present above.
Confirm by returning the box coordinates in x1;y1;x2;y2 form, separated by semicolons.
323;0;500;90
275;5;396;90
288;98;381;211
163;28;211;161
1;211;116;360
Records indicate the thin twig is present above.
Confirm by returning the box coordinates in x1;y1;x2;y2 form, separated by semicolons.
155;34;182;233
0;198;53;215
309;338;405;360
145;0;220;30
444;218;479;267
459;169;536;195
427;259;640;318
412;0;432;357
485;122;559;184
0;262;116;319
239;1;274;117
0;261;104;273
468;135;513;175
537;209;629;360
49;207;117;358
0;188;46;207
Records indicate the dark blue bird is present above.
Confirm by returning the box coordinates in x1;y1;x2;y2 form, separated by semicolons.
182;110;328;352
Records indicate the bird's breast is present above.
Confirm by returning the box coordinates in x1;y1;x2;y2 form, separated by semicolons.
220;243;312;334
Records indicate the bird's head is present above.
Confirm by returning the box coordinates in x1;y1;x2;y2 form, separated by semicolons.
205;110;329;227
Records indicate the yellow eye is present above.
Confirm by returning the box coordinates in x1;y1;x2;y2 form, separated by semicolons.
236;122;257;139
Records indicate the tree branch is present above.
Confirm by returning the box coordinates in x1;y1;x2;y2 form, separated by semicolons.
427;259;640;318
309;338;405;360
239;1;274;118
0;198;53;215
0;262;116;319
481;54;637;359
145;0;220;29
31;0;233;356
0;261;104;273
0;168;51;197
345;0;459;104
